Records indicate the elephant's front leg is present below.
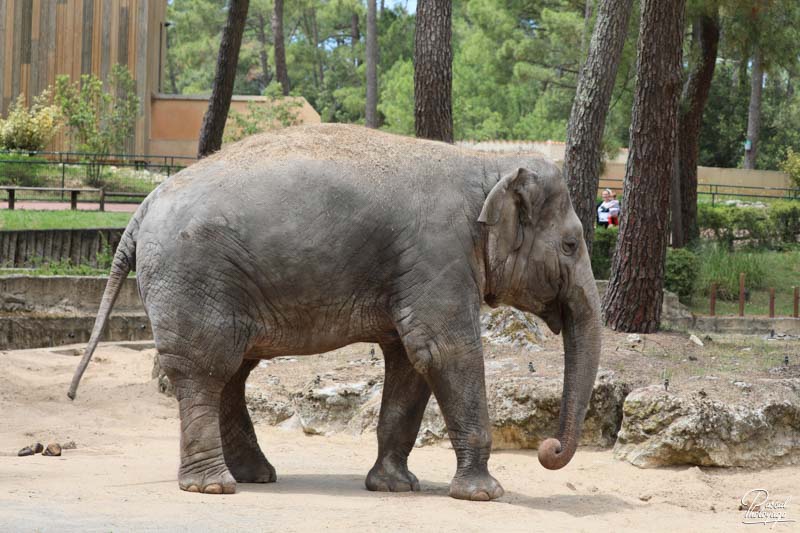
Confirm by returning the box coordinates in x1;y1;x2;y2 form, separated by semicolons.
398;320;504;502
429;342;503;501
220;359;277;484
365;338;431;492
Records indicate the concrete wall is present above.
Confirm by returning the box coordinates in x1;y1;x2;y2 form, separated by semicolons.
0;275;142;313
148;94;322;158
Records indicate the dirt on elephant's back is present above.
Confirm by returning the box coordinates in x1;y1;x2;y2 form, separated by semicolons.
193;123;542;175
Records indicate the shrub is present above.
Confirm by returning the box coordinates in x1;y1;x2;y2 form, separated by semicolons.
223;83;303;143
767;201;800;246
664;248;698;303
590;226;618;279
780;148;800;190
697;202;799;250
55;64;139;158
0;154;47;187
0;89;61;151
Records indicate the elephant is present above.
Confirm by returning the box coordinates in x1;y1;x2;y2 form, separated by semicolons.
68;124;601;501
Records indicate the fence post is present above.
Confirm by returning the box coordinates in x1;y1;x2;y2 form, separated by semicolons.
710;283;717;316
99;189;105;212
769;288;775;318
794;287;799;318
61;155;66;201
70;190;78;210
739;273;746;317
8;189;15;210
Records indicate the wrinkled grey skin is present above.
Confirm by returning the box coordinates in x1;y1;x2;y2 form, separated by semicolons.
68;124;601;501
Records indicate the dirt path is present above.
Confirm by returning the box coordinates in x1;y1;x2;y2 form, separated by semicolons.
1;343;797;532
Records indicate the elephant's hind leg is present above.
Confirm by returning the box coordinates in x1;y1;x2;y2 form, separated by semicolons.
160;352;238;495
220;359;277;483
365;338;431;493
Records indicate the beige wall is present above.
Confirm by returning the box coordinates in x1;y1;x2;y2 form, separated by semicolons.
148;94;321;158
598;163;791;198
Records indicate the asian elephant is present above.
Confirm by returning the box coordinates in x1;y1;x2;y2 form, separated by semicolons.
68;124;601;501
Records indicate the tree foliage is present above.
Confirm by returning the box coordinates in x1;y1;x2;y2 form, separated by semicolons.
165;0;800;171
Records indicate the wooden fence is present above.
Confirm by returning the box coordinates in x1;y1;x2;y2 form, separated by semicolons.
0;227;123;267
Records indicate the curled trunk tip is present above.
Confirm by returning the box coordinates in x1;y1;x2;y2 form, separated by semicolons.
537;437;576;470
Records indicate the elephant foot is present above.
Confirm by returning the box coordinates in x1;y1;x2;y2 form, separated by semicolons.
365;458;420;492
227;454;277;484
179;465;237;495
449;472;504;501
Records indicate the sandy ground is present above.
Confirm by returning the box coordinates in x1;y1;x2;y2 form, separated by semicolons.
2;342;798;532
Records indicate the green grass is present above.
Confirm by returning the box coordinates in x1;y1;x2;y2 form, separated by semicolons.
0;210;132;230
690;248;800;316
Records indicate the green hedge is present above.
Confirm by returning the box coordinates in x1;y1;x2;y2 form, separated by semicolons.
591;228;698;304
697;202;800;250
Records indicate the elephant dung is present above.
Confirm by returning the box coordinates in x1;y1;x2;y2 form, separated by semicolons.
613;380;800;468
42;443;62;456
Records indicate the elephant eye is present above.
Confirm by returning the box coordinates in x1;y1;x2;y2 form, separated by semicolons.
561;237;578;256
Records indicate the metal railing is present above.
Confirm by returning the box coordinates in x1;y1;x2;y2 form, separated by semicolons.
599;178;800;203
0;149;197;206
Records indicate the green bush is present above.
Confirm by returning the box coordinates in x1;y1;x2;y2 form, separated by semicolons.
590;226;618;279
0;89;61;151
55;64;139;188
223;83;303;143
697;202;800;250
767;201;800;246
0;154;47;187
664;248;698;303
780;148;800;190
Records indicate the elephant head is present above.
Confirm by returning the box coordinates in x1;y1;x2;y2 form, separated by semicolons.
478;165;601;470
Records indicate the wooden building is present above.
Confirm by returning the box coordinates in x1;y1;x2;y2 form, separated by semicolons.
0;0;320;158
0;0;167;154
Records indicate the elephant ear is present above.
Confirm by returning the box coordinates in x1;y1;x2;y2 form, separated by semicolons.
478;168;530;256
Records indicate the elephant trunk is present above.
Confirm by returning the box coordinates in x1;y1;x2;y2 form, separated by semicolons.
537;271;601;470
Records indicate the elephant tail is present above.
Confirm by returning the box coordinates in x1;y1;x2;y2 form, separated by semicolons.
67;210;141;400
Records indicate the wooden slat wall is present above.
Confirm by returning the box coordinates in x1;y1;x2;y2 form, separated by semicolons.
0;228;124;268
0;0;167;154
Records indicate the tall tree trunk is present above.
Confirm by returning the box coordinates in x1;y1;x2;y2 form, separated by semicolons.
564;0;633;255
351;13;360;67
255;13;272;93
672;14;720;247
414;0;453;143
582;0;594;56
312;10;324;87
602;0;686;333
197;0;250;158
744;49;763;169
166;25;179;94
272;0;290;96
365;0;379;128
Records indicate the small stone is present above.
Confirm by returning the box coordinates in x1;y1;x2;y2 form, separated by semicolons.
33;442;43;453
566;482;577;491
42;443;62;456
61;441;77;450
626;334;642;347
689;334;704;347
639;494;652;502
688;355;698;361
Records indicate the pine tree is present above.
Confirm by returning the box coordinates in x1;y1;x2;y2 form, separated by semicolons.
602;0;686;333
